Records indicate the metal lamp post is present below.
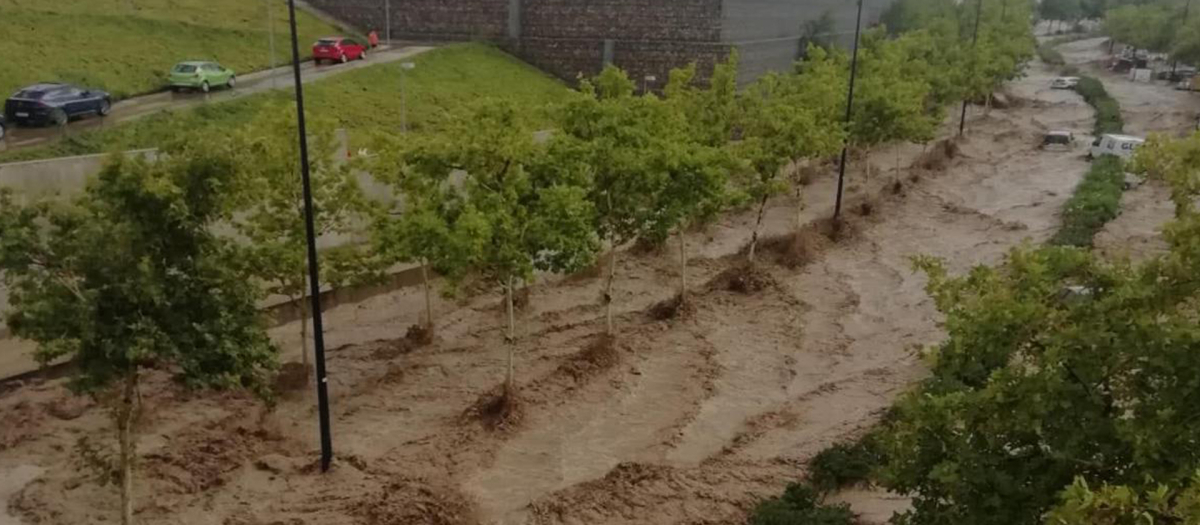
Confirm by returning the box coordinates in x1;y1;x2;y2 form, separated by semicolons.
959;0;984;137
285;0;334;473
833;0;865;222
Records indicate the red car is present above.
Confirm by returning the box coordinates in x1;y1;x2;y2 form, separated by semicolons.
312;37;368;65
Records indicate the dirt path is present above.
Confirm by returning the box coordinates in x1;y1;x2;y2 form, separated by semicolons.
0;58;1094;525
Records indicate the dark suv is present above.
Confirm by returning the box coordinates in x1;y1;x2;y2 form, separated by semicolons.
4;83;112;127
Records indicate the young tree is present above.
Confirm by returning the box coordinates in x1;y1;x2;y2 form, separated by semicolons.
737;66;845;264
850;29;936;183
0;152;276;525
368;132;490;335
555;65;675;334
660;62;738;301
230;105;375;368
403;100;599;396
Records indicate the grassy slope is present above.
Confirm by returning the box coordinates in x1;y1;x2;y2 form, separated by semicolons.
0;0;342;99
0;44;576;163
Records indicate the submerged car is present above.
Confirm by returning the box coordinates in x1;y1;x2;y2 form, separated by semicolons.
168;61;236;93
312;37;367;64
1051;77;1080;89
1040;130;1075;149
4;83;112;127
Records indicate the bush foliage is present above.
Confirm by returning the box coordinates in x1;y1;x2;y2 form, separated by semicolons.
750;483;856;525
1050;155;1126;247
808;437;884;493
1075;76;1124;135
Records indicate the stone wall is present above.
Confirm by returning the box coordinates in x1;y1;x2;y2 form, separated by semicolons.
304;0;510;41
302;0;894;87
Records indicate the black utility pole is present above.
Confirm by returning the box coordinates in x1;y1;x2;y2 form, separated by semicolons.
834;0;866;222
286;0;334;473
959;0;984;136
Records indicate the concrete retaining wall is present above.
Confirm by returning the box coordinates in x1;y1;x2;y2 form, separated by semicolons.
304;0;897;88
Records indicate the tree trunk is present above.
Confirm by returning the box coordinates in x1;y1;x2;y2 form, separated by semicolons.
794;185;805;233
985;93;993;116
118;370;139;525
298;293;310;368
505;277;516;395
678;230;688;303
865;147;872;185
422;261;434;331
748;193;769;265
895;147;902;186
605;237;617;335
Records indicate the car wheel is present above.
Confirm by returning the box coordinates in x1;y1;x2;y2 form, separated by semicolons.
227;76;236;89
340;53;348;64
200;81;210;93
50;109;67;127
98;99;112;116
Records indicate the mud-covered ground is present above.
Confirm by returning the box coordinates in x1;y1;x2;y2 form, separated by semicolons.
5;46;1181;525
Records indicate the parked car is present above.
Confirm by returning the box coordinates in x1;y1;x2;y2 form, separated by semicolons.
1090;134;1145;160
312;37;367;64
168;61;236;93
4;83;112;127
1177;77;1199;92
1051;77;1080;89
1040;130;1075;150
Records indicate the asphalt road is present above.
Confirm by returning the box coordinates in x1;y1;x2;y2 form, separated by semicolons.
0;45;434;153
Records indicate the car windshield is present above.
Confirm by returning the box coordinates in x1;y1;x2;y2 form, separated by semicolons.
173;64;198;73
317;39;339;46
12;89;47;99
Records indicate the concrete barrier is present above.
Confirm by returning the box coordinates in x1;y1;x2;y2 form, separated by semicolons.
0;149;157;202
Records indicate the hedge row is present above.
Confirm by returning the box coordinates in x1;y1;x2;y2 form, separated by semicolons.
1050;156;1127;248
1075;76;1125;135
1038;43;1066;66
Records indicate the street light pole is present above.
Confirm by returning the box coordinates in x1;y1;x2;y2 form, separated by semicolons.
286;0;334;474
959;0;984;136
385;0;392;45
833;0;865;223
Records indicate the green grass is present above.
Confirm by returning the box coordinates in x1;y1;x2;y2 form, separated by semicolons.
0;44;575;164
1051;156;1127;248
0;0;343;100
1075;76;1125;136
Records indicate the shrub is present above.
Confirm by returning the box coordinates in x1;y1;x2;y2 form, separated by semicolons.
1074;76;1124;135
750;483;856;525
1051;156;1126;248
808;437;883;493
1038;44;1066;66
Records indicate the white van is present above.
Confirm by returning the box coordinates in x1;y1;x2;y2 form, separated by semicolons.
1090;134;1145;160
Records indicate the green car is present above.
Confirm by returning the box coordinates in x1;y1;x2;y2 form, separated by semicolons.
168;61;235;93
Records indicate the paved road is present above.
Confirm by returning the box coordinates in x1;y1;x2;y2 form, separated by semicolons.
0;45;433;152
